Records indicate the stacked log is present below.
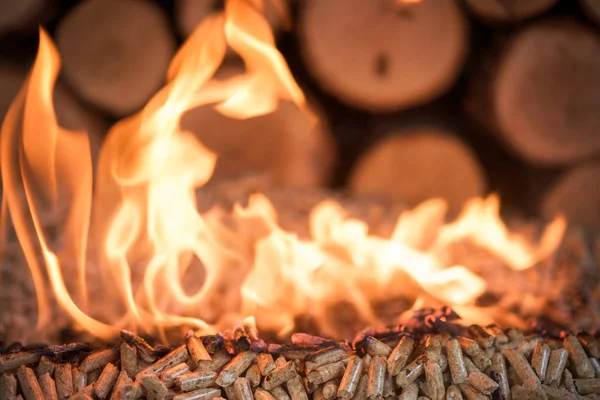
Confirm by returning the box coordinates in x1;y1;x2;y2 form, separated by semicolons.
298;0;468;111
465;19;600;167
55;0;176;117
348;127;486;215
1;0;599;226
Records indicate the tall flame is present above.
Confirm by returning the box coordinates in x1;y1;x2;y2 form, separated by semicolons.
1;0;567;342
0;29;109;336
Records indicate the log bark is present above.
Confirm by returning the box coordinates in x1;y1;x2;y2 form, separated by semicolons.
175;0;289;38
347;127;486;215
298;0;468;112
462;0;558;23
55;0;176;117
180;66;336;189
580;0;600;26
465;19;600;167
541;160;600;231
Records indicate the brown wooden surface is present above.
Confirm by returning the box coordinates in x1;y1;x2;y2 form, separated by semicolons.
348;128;486;215
298;0;468;112
56;0;176;117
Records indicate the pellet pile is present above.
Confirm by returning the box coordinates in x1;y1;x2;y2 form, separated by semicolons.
1;309;600;400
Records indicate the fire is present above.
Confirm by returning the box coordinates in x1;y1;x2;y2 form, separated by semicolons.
1;0;567;342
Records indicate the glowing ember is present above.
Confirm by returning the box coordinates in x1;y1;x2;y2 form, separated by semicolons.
0;0;566;342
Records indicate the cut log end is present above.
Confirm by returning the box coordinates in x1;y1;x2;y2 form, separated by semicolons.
494;20;600;166
56;0;176;117
463;0;558;23
299;0;467;112
179;67;336;188
542;161;600;231
348;128;486;215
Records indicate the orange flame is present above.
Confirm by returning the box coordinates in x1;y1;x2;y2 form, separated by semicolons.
241;195;565;336
1;29;111;337
1;0;567;342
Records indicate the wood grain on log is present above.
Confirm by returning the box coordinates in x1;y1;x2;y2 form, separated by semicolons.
463;0;558;23
298;0;468;112
175;0;289;38
56;0;176;117
180;67;336;188
348;128;486;215
542;160;600;231
471;20;600;166
581;0;600;26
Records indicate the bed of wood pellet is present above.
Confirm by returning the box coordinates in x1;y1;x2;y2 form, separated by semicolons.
1;308;600;400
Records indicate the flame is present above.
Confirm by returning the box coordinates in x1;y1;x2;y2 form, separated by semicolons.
1;0;567;342
242;195;565;336
0;29;111;337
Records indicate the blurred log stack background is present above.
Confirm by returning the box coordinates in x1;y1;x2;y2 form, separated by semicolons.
1;0;600;229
